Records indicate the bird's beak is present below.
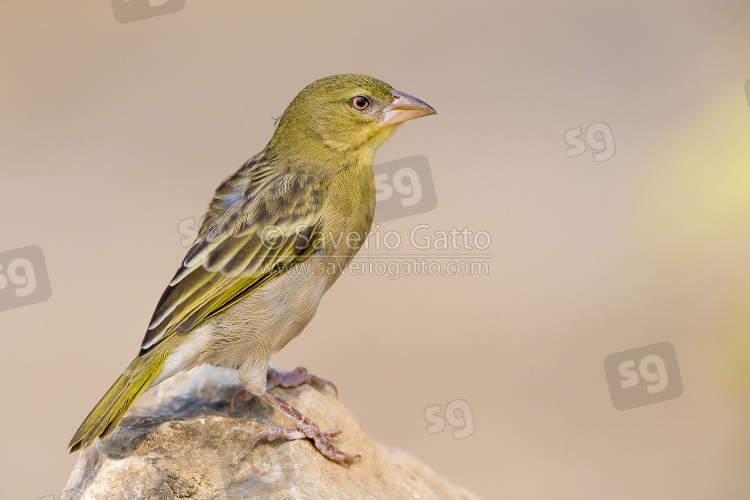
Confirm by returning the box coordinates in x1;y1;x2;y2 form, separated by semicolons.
379;90;437;126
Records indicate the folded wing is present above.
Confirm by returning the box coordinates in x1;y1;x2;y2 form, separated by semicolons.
140;155;326;355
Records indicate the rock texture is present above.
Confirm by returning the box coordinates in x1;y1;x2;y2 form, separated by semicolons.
62;365;482;500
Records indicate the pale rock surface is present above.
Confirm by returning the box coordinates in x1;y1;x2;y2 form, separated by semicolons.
62;365;482;500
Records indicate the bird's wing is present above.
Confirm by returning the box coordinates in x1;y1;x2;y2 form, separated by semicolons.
139;155;326;354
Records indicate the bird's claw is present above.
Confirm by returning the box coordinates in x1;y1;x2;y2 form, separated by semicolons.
251;427;341;448
230;389;254;414
251;426;357;464
231;366;338;413
267;366;338;398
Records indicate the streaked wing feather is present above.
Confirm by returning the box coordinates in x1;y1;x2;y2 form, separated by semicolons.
140;156;325;354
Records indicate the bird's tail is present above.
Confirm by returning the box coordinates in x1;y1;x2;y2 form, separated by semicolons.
68;349;169;453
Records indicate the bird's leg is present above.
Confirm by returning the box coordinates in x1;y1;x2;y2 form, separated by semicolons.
252;390;360;465
230;366;337;413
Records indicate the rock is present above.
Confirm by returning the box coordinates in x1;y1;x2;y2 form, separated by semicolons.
62;365;483;500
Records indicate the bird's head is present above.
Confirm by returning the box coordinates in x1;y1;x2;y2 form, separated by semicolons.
268;74;436;164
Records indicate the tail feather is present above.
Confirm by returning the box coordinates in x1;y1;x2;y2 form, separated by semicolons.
68;350;167;453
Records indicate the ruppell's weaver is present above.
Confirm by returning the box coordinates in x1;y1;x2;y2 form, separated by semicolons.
68;74;436;464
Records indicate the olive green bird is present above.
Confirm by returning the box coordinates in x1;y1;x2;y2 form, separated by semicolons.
67;74;436;464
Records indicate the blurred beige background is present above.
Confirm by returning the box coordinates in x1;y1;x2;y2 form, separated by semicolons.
2;1;750;498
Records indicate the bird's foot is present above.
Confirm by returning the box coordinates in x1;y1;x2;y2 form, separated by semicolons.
252;391;360;465
266;366;338;397
230;366;337;413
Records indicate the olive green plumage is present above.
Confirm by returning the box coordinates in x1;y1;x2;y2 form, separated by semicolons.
68;348;168;452
68;74;435;455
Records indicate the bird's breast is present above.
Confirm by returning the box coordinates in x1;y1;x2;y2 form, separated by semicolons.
317;161;376;283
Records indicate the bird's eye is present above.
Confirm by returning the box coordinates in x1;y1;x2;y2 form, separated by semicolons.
351;96;370;110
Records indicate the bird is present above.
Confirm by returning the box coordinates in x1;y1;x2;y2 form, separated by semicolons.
67;74;436;464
